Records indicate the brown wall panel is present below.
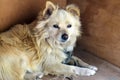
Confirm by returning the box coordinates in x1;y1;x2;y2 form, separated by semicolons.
0;0;66;32
68;0;120;67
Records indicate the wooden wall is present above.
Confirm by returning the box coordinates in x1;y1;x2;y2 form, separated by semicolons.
0;0;66;32
68;0;120;67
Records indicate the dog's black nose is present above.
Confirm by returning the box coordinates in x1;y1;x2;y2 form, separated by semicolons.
61;33;68;41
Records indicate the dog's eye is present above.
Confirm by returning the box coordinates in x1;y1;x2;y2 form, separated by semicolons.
67;24;72;28
53;24;60;29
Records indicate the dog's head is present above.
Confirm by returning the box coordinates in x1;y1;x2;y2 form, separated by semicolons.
35;1;81;45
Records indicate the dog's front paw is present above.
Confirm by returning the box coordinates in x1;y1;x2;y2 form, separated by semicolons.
73;67;96;76
88;65;98;71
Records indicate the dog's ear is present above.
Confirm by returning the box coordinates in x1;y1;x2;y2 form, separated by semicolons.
43;1;56;18
66;4;80;17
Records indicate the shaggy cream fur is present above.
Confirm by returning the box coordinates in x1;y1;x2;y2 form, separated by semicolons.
0;1;97;80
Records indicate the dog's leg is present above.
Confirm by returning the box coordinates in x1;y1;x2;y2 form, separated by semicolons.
25;72;44;80
63;49;98;71
70;56;98;71
45;63;96;76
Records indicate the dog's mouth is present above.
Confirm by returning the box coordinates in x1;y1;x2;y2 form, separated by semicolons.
61;40;67;42
59;37;70;44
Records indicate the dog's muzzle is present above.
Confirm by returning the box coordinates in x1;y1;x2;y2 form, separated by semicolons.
61;33;68;42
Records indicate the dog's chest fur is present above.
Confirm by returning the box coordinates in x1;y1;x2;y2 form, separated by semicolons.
0;24;67;72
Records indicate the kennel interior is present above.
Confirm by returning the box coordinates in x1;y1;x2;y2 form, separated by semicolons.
0;0;120;80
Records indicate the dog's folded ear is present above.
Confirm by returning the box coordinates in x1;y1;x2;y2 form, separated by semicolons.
66;4;80;17
43;1;56;18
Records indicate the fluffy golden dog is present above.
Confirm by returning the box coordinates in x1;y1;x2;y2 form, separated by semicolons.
0;1;97;80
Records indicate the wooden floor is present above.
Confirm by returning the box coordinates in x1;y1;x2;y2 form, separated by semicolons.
26;48;120;80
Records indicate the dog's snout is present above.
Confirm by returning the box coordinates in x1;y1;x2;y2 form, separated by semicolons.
61;33;68;41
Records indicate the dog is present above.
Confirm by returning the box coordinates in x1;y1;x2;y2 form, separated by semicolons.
0;1;97;80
